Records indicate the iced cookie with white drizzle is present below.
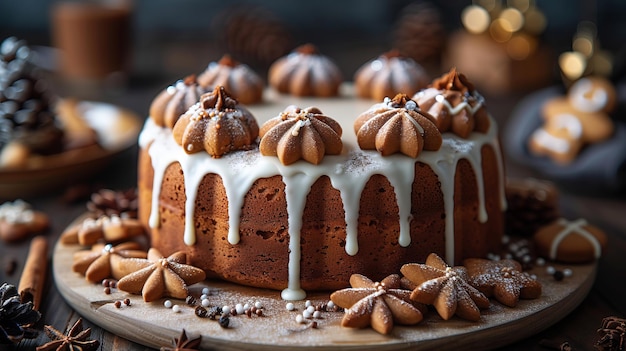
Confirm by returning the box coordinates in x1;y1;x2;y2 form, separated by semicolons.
413;67;490;138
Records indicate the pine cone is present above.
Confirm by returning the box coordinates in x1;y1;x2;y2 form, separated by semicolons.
595;316;626;351
392;1;446;64
0;36;64;155
0;282;41;344
211;5;293;71
505;178;560;237
86;188;138;219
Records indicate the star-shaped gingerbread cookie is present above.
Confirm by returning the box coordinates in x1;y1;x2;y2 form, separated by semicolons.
401;253;490;321
330;274;426;335
72;242;147;283
463;258;542;307
116;248;205;302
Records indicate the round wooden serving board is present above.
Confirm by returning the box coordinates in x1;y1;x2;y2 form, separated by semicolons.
53;236;597;351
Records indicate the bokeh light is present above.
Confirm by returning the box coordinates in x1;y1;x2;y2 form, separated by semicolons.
499;8;525;32
559;51;587;80
462;5;491;34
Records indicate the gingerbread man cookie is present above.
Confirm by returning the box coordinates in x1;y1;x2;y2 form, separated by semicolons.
534;218;607;263
528;77;615;164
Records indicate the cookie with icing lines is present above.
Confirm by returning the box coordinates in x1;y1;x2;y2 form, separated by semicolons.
534;218;607;263
528;77;615;164
0;200;49;242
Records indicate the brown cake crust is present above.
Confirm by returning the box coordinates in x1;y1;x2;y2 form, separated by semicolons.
138;143;503;291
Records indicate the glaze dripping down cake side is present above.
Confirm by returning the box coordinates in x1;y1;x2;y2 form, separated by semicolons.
138;71;506;300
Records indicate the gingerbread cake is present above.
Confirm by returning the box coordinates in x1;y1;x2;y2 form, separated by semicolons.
138;68;506;300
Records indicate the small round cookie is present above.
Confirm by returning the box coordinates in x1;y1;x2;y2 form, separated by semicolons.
0;200;49;242
534;218;607;263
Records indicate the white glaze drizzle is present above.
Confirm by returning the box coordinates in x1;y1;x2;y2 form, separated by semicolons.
139;103;504;299
434;92;484;116
550;218;602;259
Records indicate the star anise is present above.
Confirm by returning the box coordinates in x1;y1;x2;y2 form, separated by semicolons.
116;249;206;302
72;242;147;283
36;318;100;351
464;258;542;307
161;329;202;351
400;253;490;321
330;274;426;335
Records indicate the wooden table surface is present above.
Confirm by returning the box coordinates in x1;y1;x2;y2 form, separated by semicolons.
1;76;625;351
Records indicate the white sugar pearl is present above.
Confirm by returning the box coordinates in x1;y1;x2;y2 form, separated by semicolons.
327;301;335;309
236;303;245;315
295;314;304;324
172;305;181;313
530;274;538;280
405;100;417;111
200;294;209;300
306;305;315;314
222;306;231;315
202;287;210;295
536;258;546;266
255;301;263;309
563;268;573;277
313;311;321;319
286;302;295;311
164;300;173;308
305;300;312;308
546;266;556;275
303;310;312;319
201;299;210;307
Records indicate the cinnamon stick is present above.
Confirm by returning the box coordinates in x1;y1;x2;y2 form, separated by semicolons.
18;236;48;311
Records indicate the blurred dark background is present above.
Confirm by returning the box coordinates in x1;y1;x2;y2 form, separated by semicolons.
2;0;625;86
